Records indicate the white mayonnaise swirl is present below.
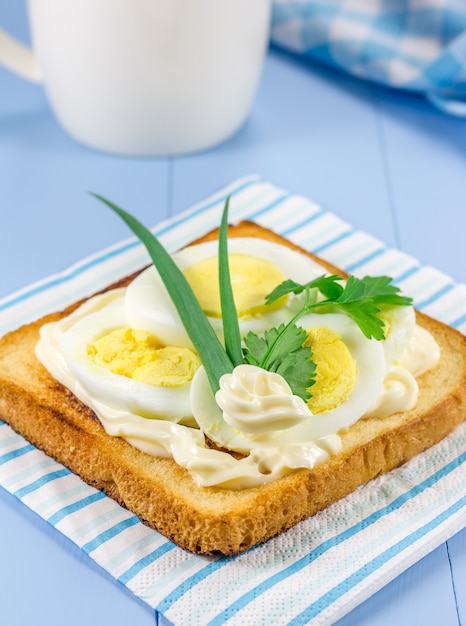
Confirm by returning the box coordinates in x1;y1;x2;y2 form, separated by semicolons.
216;364;312;434
364;324;440;419
364;366;418;419
400;324;441;376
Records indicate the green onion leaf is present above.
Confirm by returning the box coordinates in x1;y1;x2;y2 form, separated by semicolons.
218;197;243;366
91;193;234;393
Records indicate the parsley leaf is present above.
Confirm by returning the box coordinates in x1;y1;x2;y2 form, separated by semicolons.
329;275;412;339
309;274;345;300
275;349;316;401
265;279;304;304
265;273;413;341
332;299;385;340
265;274;343;305
242;331;268;367
243;324;316;402
356;275;413;307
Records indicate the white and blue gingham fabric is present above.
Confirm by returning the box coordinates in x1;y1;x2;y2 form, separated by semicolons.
1;176;465;625
271;0;466;115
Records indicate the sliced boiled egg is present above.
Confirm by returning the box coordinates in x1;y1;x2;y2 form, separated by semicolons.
124;237;328;346
56;291;199;422
297;312;386;437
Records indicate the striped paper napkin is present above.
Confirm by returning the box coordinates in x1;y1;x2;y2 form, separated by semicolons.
1;176;465;626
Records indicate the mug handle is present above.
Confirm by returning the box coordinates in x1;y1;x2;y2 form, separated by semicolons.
0;28;42;82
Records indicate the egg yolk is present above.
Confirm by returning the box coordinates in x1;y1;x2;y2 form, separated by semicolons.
132;347;200;387
183;254;286;317
88;328;201;387
304;326;356;413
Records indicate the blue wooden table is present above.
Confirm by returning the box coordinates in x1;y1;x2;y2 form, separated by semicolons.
1;2;465;625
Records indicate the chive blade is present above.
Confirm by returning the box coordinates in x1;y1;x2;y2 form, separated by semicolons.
219;197;243;366
91;193;234;393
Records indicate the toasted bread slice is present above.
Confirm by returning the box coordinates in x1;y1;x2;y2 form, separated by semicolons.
0;222;465;555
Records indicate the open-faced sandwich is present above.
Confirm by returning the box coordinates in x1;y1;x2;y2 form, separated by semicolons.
0;197;465;555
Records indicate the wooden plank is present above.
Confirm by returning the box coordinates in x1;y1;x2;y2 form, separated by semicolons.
335;543;459;626
375;91;466;284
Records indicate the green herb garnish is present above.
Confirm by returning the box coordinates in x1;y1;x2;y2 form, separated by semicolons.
90;193;234;394
265;274;413;341
218;197;243;367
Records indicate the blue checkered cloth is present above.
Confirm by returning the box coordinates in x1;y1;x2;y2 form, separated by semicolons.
271;0;466;115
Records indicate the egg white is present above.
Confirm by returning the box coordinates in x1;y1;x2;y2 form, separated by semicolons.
380;304;416;368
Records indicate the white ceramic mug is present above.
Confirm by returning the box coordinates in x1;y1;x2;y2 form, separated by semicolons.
0;0;271;156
